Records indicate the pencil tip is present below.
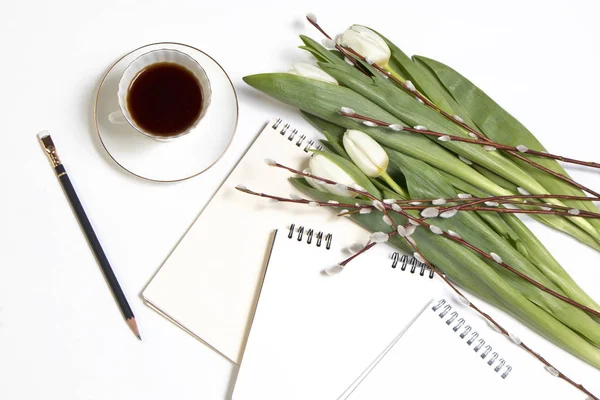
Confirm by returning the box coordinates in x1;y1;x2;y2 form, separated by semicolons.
126;317;141;340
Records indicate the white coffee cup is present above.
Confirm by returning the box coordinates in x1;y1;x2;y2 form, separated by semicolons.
108;49;212;141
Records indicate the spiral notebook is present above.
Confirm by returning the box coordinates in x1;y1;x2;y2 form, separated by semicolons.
233;225;439;400
345;294;580;399
143;119;370;363
234;227;581;399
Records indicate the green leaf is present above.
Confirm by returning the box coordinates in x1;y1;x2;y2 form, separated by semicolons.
378;47;600;248
501;213;600;319
441;168;600;250
312;34;600;244
297;166;600;366
320;131;348;157
317;61;554;199
318;140;338;156
302;111;345;138
298;46;330;63
299;35;358;72
321;53;600;244
412;226;600;368
244;32;600;367
244;72;600;248
436;171;520;244
471;164;518;192
389;151;600;346
414;56;600;233
243;73;506;195
438;169;600;312
301;112;349;158
365;25;475;124
293;170;600;366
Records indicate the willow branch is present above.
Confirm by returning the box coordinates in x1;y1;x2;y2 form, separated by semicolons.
335;52;600;173
244;161;600;319
237;184;599;397
392;194;600;205
340;110;600;198
305;15;369;75
393;209;600;319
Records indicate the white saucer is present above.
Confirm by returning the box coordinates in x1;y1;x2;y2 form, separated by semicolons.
95;42;238;182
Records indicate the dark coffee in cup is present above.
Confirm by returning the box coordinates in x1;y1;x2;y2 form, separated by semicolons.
127;62;203;137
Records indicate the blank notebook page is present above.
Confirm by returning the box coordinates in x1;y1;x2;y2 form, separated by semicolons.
348;291;581;400
233;225;439;400
143;119;369;364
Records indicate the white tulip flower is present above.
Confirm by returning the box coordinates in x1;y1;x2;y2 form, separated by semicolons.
308;154;358;197
342;129;408;197
343;129;389;177
303;168;325;191
287;63;338;85
336;25;391;68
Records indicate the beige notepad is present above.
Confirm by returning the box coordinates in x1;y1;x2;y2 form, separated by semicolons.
143;118;368;363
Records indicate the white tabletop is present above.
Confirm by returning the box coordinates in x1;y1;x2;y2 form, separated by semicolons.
1;0;599;399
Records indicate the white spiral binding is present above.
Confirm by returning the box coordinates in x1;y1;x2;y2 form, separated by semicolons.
288;224;333;249
432;299;513;379
271;118;323;153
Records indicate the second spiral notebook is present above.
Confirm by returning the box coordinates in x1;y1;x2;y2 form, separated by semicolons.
346;296;580;399
233;225;438;400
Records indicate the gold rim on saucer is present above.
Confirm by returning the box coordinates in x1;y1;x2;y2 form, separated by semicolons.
94;42;239;183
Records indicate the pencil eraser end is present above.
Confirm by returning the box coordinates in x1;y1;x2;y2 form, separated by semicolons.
37;130;50;139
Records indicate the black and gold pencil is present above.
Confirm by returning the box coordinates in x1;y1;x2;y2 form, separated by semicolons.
38;131;141;340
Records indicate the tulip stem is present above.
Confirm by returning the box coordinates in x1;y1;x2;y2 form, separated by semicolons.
381;170;408;198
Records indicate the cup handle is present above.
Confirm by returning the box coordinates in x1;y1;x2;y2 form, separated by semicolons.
108;111;127;124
